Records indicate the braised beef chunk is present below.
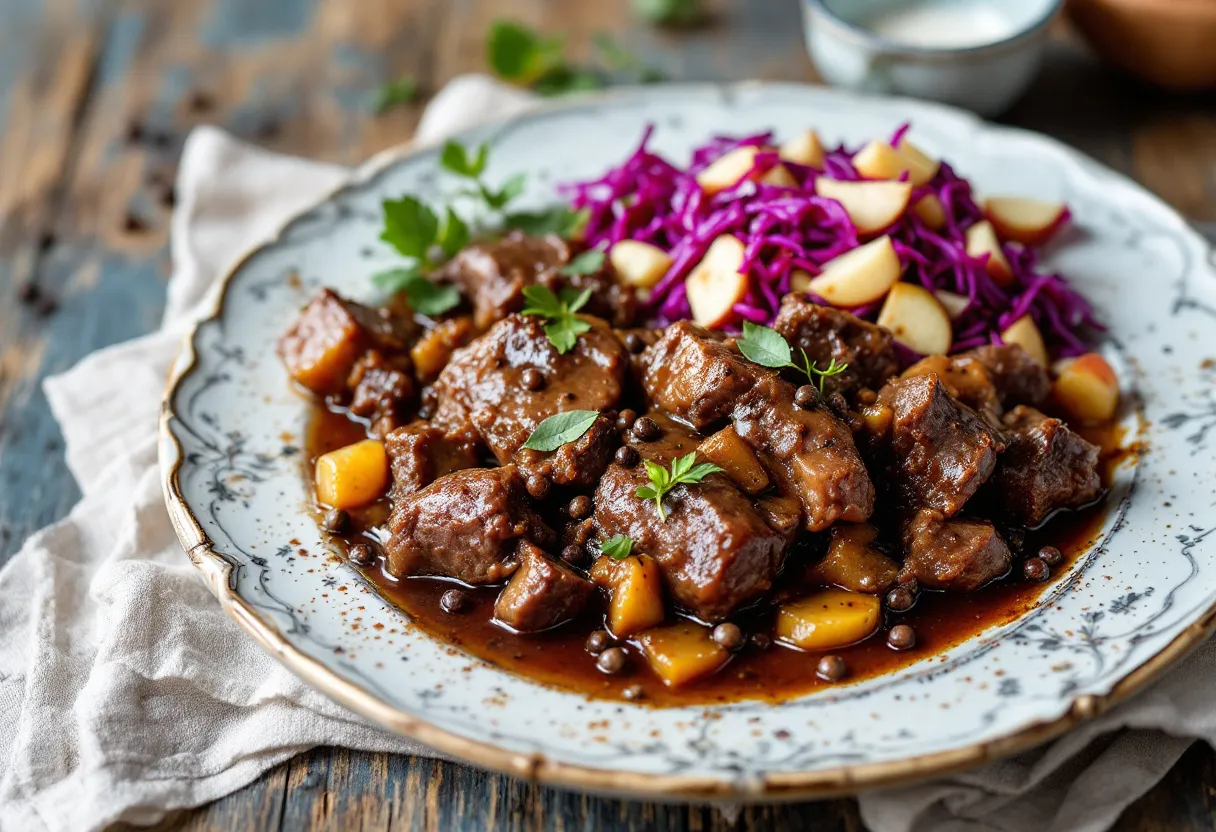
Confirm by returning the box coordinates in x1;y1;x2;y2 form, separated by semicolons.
772;295;899;397
963;344;1052;409
988;406;1102;526
901;509;1012;591
435;231;637;330
734;377;875;530
593;412;793;621
642;322;760;430
384;422;480;500
878;373;1005;516
643;322;874;529
431;313;628;487
280;288;417;396
901;354;1002;421
494;540;594;632
385;466;554;583
347;350;416;436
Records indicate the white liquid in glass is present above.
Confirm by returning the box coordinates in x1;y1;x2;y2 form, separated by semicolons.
864;3;1016;48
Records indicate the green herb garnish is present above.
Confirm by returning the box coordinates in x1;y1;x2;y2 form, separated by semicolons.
593;33;667;83
373;77;418;113
521;410;600;452
381;196;439;261
440;140;526;214
504;206;588;238
373;268;462;317
521;285;593;353
600;534;634;560
558;249;605;276
632;0;706;26
486;21;663;96
635;453;723;522
736;321;850;393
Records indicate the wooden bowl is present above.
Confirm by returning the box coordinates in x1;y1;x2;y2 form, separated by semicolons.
1067;0;1216;89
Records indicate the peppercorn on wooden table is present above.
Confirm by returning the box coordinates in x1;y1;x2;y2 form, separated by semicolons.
3;1;1216;829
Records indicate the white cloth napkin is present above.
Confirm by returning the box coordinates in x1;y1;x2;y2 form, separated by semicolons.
0;74;1210;832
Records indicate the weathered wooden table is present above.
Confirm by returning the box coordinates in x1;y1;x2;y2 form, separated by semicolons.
3;2;1216;829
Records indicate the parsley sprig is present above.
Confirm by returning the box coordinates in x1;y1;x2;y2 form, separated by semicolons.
486;21;665;96
736;321;850;393
373;77;418;113
521;285;593;353
636;453;724;522
600;534;634;560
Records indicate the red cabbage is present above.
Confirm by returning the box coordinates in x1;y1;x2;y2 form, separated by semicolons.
561;125;1101;357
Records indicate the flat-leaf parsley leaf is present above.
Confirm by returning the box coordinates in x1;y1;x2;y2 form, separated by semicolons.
521;285;592;353
600;534;633;560
635;452;723;521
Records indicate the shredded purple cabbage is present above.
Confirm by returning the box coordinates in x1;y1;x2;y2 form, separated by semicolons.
561;124;1100;359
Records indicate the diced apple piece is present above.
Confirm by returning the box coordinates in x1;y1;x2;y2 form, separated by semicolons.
984;197;1068;246
1053;353;1119;424
610;240;673;290
965;221;1014;284
759;163;799;189
912;194;947;230
807;236;901;307
775;589;882;651
815;179;912;236
591;554;666;637
686;235;748;328
877;282;953;356
934;289;970;320
896;139;941;186
697;146;765;195
637;622;729;687
1000;315;1049;367
315;439;389;509
790;270;813;293
809;524;899;594
699;425;770;494
852;139;938;186
779;130;825;169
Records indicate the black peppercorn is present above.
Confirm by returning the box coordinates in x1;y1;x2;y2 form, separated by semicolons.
596;646;627;675
323;508;349;534
585;630;612;655
632;416;660;441
567;495;592;520
712;622;744;650
1038;545;1064;567
817;654;848;682
525;473;551;500
521;368;545;391
349;543;377;567
624;332;646;354
794;384;818;409
561;544;586;566
885;584;916;612
440;588;472;614
1023;557;1050;582
614;445;640;467
887;624;916;651
616;408;638;431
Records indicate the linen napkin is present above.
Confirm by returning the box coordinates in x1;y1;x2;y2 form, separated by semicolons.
0;74;1210;832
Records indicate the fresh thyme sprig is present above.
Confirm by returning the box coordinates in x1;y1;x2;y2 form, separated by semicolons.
735;321;850;393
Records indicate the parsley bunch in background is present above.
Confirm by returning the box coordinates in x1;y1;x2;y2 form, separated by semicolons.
486;21;665;96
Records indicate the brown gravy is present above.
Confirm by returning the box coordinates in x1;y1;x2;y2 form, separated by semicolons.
308;406;1128;706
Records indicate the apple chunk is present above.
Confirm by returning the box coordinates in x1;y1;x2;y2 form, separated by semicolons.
852;139;939;186
934;289;970;320
877;282;953;355
1053;353;1119;424
685;235;748;328
1000;315;1049;367
984;196;1068;245
965;220;1014;284
779;130;825;169
912;194;947;230
807;236;902;307
609;240;672;289
696;145;770;195
815;178;912;236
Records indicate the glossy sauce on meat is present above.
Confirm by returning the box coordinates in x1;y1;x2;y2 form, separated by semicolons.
309;407;1127;706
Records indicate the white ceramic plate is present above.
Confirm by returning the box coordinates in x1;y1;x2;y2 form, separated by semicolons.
160;83;1216;800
